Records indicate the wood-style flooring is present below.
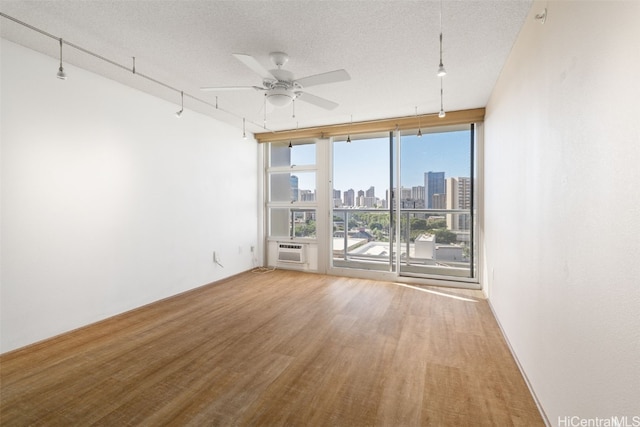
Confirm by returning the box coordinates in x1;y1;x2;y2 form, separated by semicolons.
0;269;544;426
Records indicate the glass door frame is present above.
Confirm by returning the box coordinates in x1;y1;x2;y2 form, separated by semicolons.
326;125;481;289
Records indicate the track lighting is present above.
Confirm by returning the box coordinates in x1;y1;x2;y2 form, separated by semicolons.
439;79;446;118
56;38;66;80
437;0;447;77
3;13;267;132
175;91;184;117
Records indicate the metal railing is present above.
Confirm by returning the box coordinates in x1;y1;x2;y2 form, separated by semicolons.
332;208;473;274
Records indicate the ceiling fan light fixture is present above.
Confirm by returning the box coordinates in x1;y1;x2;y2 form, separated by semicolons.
267;88;295;107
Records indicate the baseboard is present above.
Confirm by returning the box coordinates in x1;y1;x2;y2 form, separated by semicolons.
486;299;551;427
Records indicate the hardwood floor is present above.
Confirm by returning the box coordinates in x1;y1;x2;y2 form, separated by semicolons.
0;270;544;426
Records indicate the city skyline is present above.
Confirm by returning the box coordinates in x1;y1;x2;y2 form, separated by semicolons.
334;130;471;200
288;129;473;202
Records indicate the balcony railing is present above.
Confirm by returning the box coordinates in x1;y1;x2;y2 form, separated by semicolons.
332;208;474;277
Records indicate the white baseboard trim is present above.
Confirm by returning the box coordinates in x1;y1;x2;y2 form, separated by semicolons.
486;299;551;427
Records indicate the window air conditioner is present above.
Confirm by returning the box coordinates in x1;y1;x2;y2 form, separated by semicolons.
277;243;306;264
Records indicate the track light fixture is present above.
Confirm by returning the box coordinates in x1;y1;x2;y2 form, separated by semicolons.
437;0;447;77
56;38;67;80
439;79;446;118
3;13;268;132
415;106;422;137
175;91;184;117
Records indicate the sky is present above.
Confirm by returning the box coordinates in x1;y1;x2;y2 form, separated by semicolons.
289;129;472;200
334;130;472;200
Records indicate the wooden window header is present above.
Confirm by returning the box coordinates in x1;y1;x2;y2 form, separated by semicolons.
254;108;484;143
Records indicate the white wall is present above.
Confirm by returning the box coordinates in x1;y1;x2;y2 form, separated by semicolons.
0;40;258;353
484;1;640;424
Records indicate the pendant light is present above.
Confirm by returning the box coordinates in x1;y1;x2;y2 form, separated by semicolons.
437;0;447;77
415;106;422;137
242;117;247;139
56;38;67;80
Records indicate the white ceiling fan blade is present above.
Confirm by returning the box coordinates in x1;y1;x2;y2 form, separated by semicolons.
201;86;264;92
295;69;350;88
232;53;275;80
297;92;339;110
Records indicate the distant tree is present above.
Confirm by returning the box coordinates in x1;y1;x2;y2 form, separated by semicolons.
434;229;456;244
410;218;428;230
427;219;447;230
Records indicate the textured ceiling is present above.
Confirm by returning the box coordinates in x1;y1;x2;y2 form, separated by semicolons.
0;0;532;135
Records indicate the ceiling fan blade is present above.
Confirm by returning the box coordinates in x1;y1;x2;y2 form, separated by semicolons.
200;86;264;92
232;53;275;80
297;92;339;110
295;69;350;88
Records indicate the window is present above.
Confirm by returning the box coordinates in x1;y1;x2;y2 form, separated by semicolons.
262;120;480;286
266;141;317;240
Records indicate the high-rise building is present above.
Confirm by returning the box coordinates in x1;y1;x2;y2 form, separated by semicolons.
366;186;375;198
425;171;445;209
446;177;472;230
356;190;365;207
300;189;316;202
333;189;342;208
344;189;355;207
411;186;425;202
432;193;446;209
363;197;377;208
290;175;299;202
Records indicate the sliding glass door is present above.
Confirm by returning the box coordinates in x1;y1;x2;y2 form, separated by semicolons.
397;126;475;279
330;125;476;282
331;134;394;272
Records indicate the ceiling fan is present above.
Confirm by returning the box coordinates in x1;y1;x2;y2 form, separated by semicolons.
201;52;350;110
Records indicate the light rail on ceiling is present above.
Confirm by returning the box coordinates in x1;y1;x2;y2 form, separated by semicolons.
0;12;268;133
